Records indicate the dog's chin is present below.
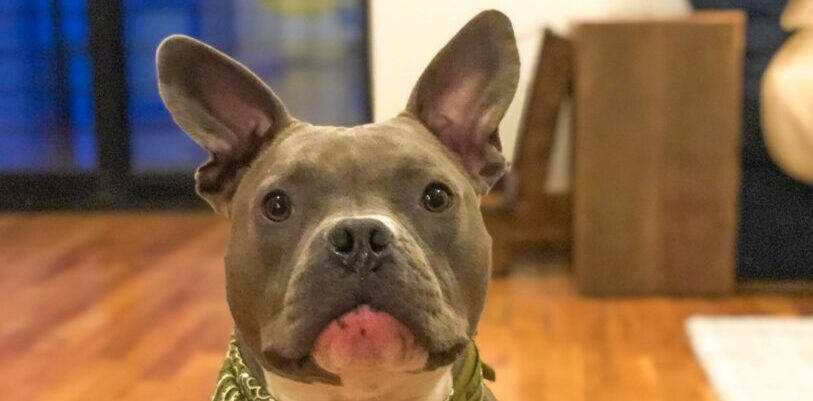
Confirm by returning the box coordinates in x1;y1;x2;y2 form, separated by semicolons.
311;305;428;374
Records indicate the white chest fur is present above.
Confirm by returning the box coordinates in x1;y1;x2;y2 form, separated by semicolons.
263;367;453;401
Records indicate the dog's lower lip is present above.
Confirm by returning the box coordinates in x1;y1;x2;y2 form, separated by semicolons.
310;304;429;373
315;304;415;343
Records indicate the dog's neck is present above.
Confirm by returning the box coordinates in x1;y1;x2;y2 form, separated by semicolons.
263;367;453;401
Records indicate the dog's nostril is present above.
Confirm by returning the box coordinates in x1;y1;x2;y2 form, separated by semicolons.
369;228;390;253
329;228;354;254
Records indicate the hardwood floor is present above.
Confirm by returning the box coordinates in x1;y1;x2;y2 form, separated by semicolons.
1;213;811;401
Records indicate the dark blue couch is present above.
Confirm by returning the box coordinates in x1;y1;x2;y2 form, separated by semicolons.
692;0;813;279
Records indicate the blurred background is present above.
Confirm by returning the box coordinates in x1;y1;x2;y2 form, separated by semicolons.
1;1;812;400
0;0;368;207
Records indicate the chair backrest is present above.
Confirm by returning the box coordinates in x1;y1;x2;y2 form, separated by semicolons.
512;29;572;207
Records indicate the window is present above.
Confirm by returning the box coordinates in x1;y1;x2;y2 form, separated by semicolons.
0;0;370;209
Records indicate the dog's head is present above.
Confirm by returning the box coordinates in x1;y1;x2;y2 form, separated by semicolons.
157;10;519;384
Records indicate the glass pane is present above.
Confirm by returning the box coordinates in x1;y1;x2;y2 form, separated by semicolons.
125;0;369;172
0;0;96;172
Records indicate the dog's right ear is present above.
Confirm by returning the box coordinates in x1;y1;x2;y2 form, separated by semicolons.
156;35;290;216
406;10;519;194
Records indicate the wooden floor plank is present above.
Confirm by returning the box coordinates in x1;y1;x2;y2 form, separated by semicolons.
1;213;811;400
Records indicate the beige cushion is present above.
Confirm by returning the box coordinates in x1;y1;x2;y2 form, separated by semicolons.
761;24;813;184
781;0;813;30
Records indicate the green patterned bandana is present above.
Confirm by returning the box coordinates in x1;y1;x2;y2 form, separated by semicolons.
211;335;494;401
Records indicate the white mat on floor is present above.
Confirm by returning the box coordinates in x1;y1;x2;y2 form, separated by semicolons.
686;316;813;401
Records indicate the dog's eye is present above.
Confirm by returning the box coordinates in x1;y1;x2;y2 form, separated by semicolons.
422;182;453;212
262;190;292;222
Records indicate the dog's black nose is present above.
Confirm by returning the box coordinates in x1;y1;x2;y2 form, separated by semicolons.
328;218;392;273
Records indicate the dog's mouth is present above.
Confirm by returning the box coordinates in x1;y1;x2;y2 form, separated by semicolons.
259;255;473;384
261;302;470;384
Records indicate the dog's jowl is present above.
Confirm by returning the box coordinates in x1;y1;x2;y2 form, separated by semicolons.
157;9;519;401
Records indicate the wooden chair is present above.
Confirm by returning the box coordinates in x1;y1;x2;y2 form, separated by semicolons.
483;29;573;276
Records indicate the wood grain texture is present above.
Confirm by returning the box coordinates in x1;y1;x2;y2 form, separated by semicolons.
1;213;812;401
572;12;746;295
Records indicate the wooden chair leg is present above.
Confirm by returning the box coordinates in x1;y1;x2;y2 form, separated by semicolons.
491;232;514;276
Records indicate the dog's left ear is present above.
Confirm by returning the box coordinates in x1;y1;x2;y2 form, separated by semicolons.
156;35;291;216
407;10;520;193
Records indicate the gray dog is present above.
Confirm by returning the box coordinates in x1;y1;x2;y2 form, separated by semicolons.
157;10;519;401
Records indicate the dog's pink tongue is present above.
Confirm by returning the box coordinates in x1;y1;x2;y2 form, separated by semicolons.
312;305;428;373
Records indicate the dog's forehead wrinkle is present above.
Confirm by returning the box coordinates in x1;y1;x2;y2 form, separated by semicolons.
258;124;455;190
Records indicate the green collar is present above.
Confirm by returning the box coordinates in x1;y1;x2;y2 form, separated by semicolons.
211;335;493;401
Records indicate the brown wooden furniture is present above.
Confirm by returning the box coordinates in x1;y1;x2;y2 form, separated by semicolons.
483;30;573;276
572;12;746;295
